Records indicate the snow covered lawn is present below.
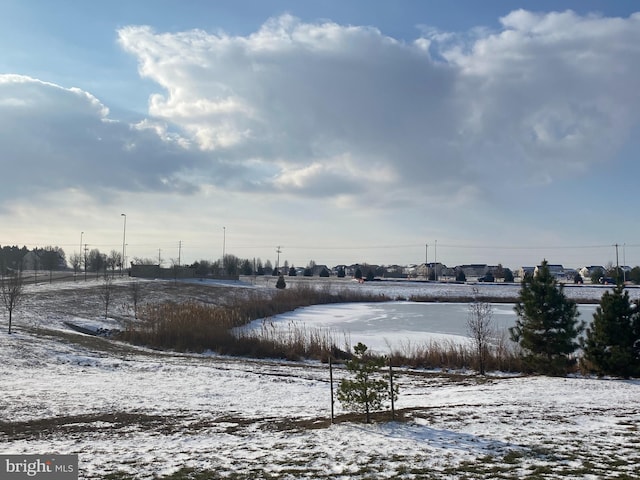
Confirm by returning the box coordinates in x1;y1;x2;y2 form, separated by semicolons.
1;278;638;479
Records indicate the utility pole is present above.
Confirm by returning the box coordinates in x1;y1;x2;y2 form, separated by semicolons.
623;243;626;282
434;239;438;282
79;231;83;279
425;243;428;280
222;226;226;271
158;248;162;266
121;213;127;276
178;241;182;267
276;246;282;274
614;243;620;283
329;356;335;424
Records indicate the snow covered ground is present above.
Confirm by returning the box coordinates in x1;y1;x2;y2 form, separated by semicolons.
1;277;639;479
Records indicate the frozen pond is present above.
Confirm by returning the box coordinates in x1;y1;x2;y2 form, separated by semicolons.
250;301;599;353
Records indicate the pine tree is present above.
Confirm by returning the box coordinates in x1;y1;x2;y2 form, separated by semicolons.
337;342;396;423
510;260;584;375
275;275;286;289
582;284;640;378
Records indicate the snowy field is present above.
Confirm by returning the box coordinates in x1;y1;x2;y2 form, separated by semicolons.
1;277;639;479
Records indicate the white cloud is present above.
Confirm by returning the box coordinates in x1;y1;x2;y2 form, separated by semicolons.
0;74;208;198
2;10;640;228
114;11;640;209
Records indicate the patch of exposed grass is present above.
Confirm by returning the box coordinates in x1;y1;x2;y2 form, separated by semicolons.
0;412;174;441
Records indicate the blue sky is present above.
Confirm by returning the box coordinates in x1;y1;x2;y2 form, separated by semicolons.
1;1;639;269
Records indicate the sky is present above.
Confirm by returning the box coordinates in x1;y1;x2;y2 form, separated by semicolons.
1;0;639;270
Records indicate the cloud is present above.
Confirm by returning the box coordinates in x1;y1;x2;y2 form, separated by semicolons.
114;11;640;209
3;10;640;214
0;74;204;199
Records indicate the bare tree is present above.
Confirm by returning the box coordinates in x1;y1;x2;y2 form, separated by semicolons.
1;269;25;334
87;248;110;278
69;252;82;278
100;275;114;319
130;280;141;319
132;257;156;265
467;288;494;375
108;250;122;275
170;258;180;282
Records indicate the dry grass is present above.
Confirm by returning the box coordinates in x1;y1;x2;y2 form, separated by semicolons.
118;283;524;371
118;284;388;360
388;332;524;373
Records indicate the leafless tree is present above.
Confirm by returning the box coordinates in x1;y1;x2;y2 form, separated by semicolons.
132;257;156;265
100;275;115;319
108;250;122;275
69;252;82;278
1;269;25;334
130;280;142;319
467;288;494;375
170;258;180;282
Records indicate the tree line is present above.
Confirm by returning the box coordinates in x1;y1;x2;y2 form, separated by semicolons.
0;245;125;276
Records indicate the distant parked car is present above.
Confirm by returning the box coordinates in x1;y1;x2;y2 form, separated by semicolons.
478;273;494;282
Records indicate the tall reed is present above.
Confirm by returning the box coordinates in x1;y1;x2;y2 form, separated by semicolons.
118;284;387;359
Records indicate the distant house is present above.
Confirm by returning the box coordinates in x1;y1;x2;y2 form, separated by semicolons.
312;264;331;276
564;268;579;280
404;264;418;277
416;262;448;279
383;265;406;278
579;266;605;278
457;264;489;280
535;264;565;279
518;267;535;278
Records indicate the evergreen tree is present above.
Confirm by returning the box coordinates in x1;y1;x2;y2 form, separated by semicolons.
510;260;584;375
628;266;640;285
590;267;604;285
275;275;286;289
582;284;640;378
503;268;515;283
354;267;363;280
337;343;397;423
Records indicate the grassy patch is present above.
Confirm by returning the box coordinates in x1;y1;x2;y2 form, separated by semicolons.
0;412;174;441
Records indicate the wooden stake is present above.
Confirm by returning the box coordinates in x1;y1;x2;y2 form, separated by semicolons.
389;361;395;421
329;355;335;424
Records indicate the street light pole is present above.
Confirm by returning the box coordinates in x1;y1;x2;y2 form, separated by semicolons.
623;243;626;282
121;214;127;276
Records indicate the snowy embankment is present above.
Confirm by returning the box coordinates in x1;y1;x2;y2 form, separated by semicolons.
0;277;638;479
